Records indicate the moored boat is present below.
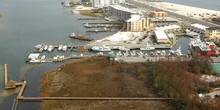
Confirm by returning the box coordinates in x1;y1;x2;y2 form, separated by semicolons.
140;45;155;50
91;45;111;52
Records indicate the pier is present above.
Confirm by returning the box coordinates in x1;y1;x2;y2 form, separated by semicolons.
4;64;25;89
78;17;102;20
83;21;122;24
86;29;111;32
4;64;8;87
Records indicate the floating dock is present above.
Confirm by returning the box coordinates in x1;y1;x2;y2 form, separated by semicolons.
86;29;111;32
78;17;102;20
83;22;122;24
34;44;83;53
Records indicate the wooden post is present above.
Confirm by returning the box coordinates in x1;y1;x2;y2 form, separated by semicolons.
4;64;8;88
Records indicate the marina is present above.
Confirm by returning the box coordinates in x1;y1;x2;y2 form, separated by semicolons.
34;44;84;52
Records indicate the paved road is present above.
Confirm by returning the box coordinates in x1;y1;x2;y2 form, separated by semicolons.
126;0;220;27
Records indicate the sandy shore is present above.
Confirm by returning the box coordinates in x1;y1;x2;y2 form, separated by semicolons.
139;1;220;20
72;5;94;14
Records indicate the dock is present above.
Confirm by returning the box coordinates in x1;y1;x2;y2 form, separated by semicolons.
4;64;8;87
4;64;25;89
83;21;121;24
84;24;122;28
78;17;102;20
34;44;83;53
86;29;111;32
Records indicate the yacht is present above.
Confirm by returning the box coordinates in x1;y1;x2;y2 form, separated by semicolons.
175;47;183;55
140;45;155;50
119;46;130;51
169;50;175;55
48;45;53;52
29;59;41;63
161;50;166;56
62;45;67;51
58;45;63;51
63;1;70;7
41;55;46;60
35;44;43;49
91;45;111;52
44;45;48;51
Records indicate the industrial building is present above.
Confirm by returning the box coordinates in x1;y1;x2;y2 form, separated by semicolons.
107;5;138;20
126;15;150;32
154;30;170;43
91;0;125;7
150;10;168;17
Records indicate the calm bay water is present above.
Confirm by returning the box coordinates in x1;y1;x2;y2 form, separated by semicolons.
0;0;116;109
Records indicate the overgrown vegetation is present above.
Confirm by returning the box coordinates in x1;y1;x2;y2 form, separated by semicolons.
148;56;220;110
39;56;220;110
78;10;106;18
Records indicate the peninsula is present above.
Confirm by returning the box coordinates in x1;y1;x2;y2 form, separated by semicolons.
39;57;170;110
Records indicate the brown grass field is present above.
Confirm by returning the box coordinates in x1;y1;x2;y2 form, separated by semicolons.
39;57;171;110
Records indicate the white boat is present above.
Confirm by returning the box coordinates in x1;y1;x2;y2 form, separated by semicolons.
63;1;70;7
169;50;175;55
44;45;48;51
41;55;46;60
69;33;75;38
92;45;111;52
35;44;43;50
119;46;130;51
175;47;183;55
62;45;67;51
48;45;53;52
58;45;63;51
29;59;41;63
140;45;155;50
161;50;166;56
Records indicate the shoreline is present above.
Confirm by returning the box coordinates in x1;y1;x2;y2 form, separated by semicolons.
72;5;106;18
140;1;220;22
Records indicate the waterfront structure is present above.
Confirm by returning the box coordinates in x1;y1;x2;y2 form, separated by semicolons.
155;25;181;33
205;27;220;39
150;10;168;17
107;5;138;20
91;0;125;7
154;30;170;43
190;38;216;56
186;24;209;35
149;17;179;27
126;15;150;32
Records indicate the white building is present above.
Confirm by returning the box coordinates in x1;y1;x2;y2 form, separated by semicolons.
108;5;138;20
92;0;125;7
155;30;170;43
